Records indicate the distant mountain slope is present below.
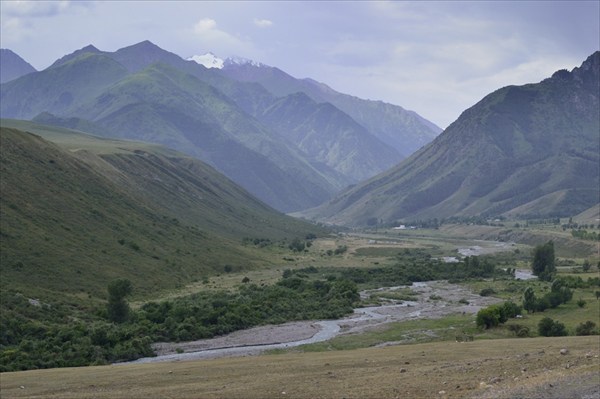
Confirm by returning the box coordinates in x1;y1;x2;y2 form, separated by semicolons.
0;49;341;211
1;53;129;118
301;52;600;226
258;92;401;182
0;121;324;301
0;49;36;83
221;62;442;156
2;41;431;211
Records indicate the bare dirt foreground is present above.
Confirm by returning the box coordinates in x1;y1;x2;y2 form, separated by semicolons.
1;336;598;399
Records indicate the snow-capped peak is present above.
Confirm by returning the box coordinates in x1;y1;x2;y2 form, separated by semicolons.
187;53;224;69
224;56;264;68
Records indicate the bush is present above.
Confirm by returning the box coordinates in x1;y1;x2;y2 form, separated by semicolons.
538;317;567;337
575;321;598;336
508;324;530;337
479;287;496;297
577;298;586;308
502;301;522;318
476;307;500;329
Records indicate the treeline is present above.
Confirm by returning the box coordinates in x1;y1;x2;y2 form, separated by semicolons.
286;250;506;289
571;229;599;241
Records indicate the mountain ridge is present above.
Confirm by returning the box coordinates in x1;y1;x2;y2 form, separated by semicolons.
1;42;441;211
299;51;600;225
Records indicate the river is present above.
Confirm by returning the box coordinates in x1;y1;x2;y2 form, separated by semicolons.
119;280;503;365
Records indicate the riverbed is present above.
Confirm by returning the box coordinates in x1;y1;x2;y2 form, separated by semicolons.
121;280;503;365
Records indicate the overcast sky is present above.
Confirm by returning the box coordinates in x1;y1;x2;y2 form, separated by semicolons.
1;1;598;128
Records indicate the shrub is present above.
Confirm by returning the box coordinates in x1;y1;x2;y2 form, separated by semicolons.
508;324;530;337
476;307;500;329
538;317;567;337
575;321;598;336
479;287;496;297
577;298;586;308
502;301;522;318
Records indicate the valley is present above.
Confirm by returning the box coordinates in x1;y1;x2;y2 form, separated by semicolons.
1;34;599;399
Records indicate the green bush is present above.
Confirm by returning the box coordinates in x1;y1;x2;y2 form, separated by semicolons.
575;321;598;336
479;287;496;297
476;307;500;329
538;317;567;337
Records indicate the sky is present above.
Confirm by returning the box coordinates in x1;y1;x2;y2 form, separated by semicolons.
1;1;598;129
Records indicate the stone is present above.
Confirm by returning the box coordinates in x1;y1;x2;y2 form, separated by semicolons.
560;348;569;355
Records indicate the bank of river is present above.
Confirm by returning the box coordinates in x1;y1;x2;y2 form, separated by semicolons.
121;280;503;365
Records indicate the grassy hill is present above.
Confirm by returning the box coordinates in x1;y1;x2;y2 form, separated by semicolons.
0;121;324;305
301;52;600;226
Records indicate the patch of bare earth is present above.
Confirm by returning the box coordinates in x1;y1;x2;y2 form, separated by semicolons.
2;337;598;399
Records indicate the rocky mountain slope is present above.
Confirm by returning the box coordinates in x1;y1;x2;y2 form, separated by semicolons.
300;52;600;225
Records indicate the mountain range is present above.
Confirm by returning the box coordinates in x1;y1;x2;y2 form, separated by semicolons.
0;41;441;212
300;52;600;225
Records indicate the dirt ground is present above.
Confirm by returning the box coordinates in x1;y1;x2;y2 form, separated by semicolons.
2;336;598;399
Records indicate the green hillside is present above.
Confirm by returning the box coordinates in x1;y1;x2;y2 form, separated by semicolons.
0;122;324;305
301;52;600;225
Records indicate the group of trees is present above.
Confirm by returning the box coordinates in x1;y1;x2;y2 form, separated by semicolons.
476;301;522;329
522;279;573;313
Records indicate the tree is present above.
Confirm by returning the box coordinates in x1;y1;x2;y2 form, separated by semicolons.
523;286;536;313
531;241;556;281
288;238;305;252
582;260;591;272
107;279;132;323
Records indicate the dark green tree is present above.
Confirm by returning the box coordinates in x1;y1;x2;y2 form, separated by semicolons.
288;238;305;252
107;279;133;323
523;286;536;313
531;241;556;281
582;260;591;272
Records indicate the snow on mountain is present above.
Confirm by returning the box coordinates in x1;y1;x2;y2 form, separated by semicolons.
224;56;264;68
187;52;267;69
187;53;224;69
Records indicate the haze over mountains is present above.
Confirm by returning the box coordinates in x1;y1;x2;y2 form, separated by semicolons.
301;52;600;226
0;41;441;212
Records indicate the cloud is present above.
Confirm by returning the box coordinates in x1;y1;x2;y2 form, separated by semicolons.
193;18;217;34
189;17;258;59
253;18;273;28
1;0;93;18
